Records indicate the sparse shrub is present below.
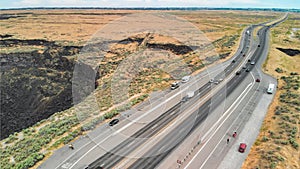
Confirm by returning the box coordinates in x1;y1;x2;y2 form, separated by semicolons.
280;140;288;145
270;162;277;169
291;141;299;149
290;72;298;75
275;67;283;73
293;85;299;90
262;136;269;142
5;134;18;144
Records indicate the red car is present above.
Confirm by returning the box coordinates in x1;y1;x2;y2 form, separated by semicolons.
239;143;247;153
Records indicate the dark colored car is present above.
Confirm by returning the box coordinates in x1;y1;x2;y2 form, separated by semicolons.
256;78;261;82
246;68;250;72
236;71;241;75
239;143;247;153
109;119;119;126
232;60;236;63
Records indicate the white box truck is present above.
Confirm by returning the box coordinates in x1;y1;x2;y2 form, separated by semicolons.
267;83;275;94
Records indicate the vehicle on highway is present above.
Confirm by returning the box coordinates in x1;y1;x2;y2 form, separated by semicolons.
181;76;191;83
256;78;260;82
242;65;247;69
233;132;237;138
171;82;180;90
236;71;241;75
219;78;223;82
238;143;247;153
214;81;219;85
258;44;261;47
209;79;214;83
267;83;275;94
109;119;119;126
248;59;251;62
246;68;250;72
251;61;255;65
182;91;194;102
232;60;236;63
246;30;250;35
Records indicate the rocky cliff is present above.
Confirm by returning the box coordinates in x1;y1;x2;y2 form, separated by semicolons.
0;38;96;139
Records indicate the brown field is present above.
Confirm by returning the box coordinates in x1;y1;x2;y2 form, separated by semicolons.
0;9;284;169
242;13;300;169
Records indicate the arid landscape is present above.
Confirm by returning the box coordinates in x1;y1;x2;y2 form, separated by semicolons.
0;9;298;169
242;13;300;169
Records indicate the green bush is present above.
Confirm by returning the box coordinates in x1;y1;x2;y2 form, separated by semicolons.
290;72;298;75
262;136;269;142
276;155;285;162
291;141;299;149
275;68;283;73
270;162;277;169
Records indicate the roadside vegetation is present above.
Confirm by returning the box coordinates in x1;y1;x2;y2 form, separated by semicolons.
243;13;300;169
0;10;279;169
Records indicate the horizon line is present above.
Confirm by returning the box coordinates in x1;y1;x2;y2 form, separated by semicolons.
0;7;299;11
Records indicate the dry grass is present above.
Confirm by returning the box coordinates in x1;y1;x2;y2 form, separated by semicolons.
242;13;300;169
0;9;283;169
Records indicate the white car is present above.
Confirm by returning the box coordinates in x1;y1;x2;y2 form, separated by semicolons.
181;76;191;83
171;82;180;90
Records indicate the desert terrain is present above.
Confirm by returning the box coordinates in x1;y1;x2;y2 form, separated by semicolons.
0;9;286;169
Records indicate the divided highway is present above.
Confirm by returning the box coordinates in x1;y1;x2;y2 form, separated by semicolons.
128;15;287;169
87;18;278;168
40;14;287;169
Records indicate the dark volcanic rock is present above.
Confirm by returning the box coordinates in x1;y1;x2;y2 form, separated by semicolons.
0;39;96;140
0;14;26;20
0;39;57;47
276;47;300;56
146;43;193;55
0;34;13;39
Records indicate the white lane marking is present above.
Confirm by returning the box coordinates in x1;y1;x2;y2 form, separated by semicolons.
126;141;135;148
151;124;158;129
199;74;255;169
102;35;253;168
170;111;177;115
113;75;235;168
159;145;166;152
61;163;72;169
56;41;242;168
66;66;226;169
184;80;254;169
115;70;244;166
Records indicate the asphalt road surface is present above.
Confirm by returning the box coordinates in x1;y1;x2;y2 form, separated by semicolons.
39;13;287;169
86;22;254;169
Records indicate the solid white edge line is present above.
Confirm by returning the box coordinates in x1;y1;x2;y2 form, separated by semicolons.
184;80;254;169
65;66;226;169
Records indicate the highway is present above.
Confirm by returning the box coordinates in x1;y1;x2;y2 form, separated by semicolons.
111;15;287;169
86;20;256;169
39;14;287;169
